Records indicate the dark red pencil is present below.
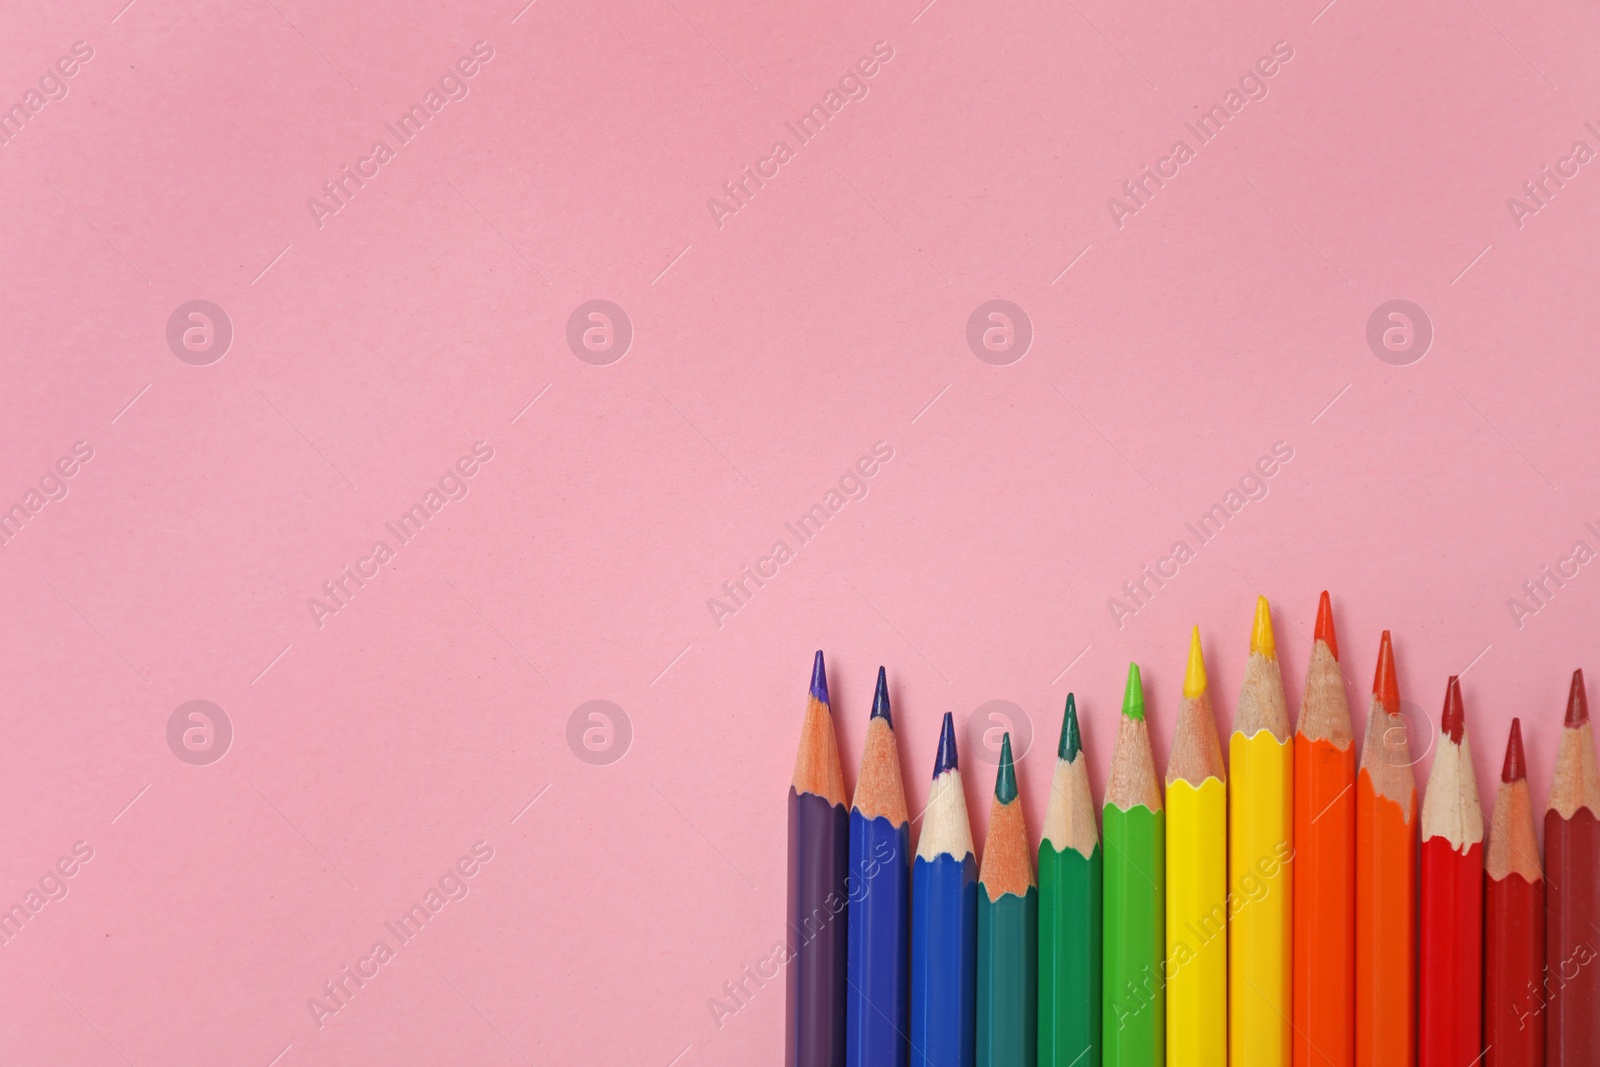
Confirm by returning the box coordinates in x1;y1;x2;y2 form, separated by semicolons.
1547;669;1600;1067
1484;718;1543;1067
1419;677;1484;1067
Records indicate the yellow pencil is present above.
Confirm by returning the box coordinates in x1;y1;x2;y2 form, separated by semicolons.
1165;626;1227;1067
1229;596;1294;1067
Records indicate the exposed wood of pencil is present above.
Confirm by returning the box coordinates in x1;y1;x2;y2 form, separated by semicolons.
1108;714;1162;813
854;715;909;824
1042;746;1099;859
794;693;848;806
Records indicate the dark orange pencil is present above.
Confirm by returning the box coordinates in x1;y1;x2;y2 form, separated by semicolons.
1293;592;1356;1067
1355;631;1416;1067
1418;677;1483;1067
1484;718;1542;1067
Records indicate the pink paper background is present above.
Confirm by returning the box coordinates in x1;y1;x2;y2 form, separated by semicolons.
1;0;1597;1062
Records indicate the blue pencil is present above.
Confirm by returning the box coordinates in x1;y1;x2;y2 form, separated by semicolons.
910;711;979;1067
847;667;911;1067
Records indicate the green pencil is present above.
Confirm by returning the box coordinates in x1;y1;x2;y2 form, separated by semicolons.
1039;694;1101;1067
1102;664;1164;1067
977;733;1037;1067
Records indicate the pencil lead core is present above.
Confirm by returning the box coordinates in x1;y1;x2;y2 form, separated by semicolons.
871;666;891;726
1503;717;1526;783
1183;627;1207;699
1373;631;1399;715
810;650;830;708
1441;675;1464;744
1567;668;1589;727
995;733;1017;803
1314;590;1339;660
1059;693;1081;762
933;711;959;777
1122;662;1145;721
1250;596;1277;660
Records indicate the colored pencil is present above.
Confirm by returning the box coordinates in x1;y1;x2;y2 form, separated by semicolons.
1165;627;1226;1067
788;650;850;1067
1355;631;1417;1067
977;733;1037;1067
1231;597;1294;1067
847;667;910;1067
1039;694;1102;1067
1417;677;1483;1067
911;711;979;1067
1103;663;1165;1067
1293;591;1356;1067
1546;668;1600;1067
1484;718;1543;1067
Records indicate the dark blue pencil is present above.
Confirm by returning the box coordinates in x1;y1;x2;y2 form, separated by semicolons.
847;667;911;1067
910;711;979;1067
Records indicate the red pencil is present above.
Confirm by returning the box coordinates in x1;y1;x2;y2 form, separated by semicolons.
1418;677;1483;1067
1546;669;1600;1067
1484;718;1543;1067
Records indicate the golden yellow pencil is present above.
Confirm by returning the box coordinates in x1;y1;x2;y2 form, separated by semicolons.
1166;626;1227;1067
1230;596;1294;1067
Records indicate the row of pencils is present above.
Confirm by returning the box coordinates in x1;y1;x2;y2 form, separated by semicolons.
786;593;1600;1067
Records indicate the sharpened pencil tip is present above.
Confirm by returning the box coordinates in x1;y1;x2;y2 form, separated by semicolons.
1373;631;1399;715
1568;668;1589;727
1441;675;1464;744
1314;590;1339;660
995;733;1017;803
1123;662;1144;721
810;650;829;707
1503;717;1526;783
871;666;891;726
1183;626;1207;699
1251;596;1277;660
1059;693;1081;762
933;711;959;776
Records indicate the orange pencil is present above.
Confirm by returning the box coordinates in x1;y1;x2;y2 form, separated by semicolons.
1293;592;1356;1067
1355;631;1417;1067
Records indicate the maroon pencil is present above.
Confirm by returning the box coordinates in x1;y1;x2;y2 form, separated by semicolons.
1546;669;1600;1067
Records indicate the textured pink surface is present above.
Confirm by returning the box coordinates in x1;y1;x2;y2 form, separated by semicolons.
1;0;1598;1063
